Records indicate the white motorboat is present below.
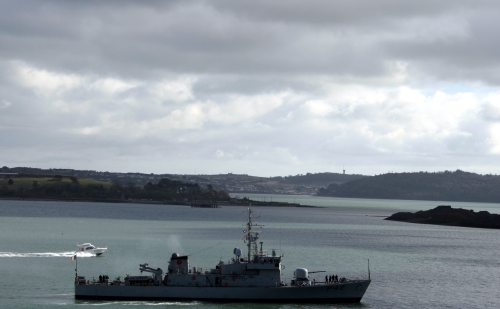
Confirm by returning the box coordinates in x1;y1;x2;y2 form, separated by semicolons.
76;243;107;256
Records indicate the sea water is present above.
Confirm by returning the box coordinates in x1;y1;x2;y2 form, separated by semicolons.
1;195;499;309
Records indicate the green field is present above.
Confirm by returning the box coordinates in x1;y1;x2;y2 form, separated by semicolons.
0;176;111;189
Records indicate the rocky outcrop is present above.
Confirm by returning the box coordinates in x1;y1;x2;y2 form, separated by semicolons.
385;205;500;229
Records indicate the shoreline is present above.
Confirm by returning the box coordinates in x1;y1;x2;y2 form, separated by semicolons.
0;197;320;208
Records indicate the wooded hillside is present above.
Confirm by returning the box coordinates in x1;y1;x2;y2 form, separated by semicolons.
317;170;500;203
0;174;229;202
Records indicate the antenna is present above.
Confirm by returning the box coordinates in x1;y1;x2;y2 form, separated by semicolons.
279;222;282;256
368;259;371;280
244;208;264;262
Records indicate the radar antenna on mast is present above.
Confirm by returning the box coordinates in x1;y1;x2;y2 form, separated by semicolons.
244;208;264;262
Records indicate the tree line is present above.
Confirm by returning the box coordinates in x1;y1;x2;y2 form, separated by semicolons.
269;172;366;184
0;176;230;202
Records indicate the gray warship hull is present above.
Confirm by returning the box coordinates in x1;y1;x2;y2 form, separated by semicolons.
75;280;370;303
74;208;371;303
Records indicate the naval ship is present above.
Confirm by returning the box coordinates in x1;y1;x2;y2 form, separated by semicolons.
74;208;371;303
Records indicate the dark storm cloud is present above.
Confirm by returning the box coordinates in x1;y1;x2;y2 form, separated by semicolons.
0;0;479;78
0;0;497;84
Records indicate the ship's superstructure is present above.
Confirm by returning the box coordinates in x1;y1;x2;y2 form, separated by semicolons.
75;208;371;302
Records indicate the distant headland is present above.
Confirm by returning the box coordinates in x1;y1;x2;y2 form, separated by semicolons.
0;172;317;207
318;170;500;203
385;205;500;229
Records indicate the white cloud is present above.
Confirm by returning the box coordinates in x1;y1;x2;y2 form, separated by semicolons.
489;123;500;154
52;100;91;114
480;93;500;121
140;92;289;132
1;100;12;109
149;78;196;102
215;92;287;123
15;63;84;96
79;126;102;135
90;78;138;96
302;100;336;117
215;150;225;158
161;104;206;130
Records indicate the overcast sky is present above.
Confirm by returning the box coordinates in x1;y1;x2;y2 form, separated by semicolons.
1;0;500;177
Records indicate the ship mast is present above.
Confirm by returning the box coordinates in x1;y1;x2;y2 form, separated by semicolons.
245;208;263;263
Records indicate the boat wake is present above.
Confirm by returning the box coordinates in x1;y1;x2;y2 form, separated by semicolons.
0;251;96;258
77;301;200;306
